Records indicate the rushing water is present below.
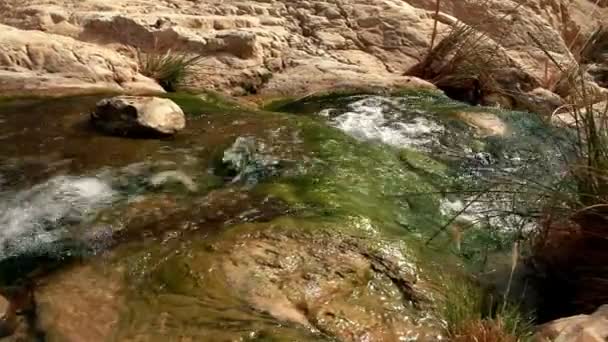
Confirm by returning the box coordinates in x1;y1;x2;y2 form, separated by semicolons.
0;92;568;341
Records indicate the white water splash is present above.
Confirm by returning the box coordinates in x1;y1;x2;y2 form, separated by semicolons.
0;176;116;259
440;197;537;233
326;97;444;149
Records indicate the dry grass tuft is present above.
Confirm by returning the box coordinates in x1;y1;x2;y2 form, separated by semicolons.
439;275;534;342
521;21;608;319
408;0;526;104
453;320;518;342
136;48;204;92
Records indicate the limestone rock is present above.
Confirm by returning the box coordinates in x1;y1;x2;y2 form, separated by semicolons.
0;0;605;97
536;305;608;342
515;88;564;117
35;264;125;342
553;101;608;127
456;111;507;136
91;96;186;137
0;24;163;96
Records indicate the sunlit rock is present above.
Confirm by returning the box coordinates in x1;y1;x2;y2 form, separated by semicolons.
91;96;186;137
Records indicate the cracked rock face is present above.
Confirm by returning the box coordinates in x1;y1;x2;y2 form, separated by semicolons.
0;24;163;97
0;0;606;96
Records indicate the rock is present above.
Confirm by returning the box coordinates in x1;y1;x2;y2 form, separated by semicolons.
588;63;608;88
514;88;564;117
535;305;608;342
456;111;507;136
217;226;444;341
0;24;163;97
552;101;608;127
149;170;198;192
0;0;606;96
221;137;282;185
31;223;442;341
91;96;186;137
482;92;515;109
35;264;125;342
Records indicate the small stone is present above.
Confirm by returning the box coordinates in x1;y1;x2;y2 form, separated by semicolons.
149;170;198;192
91;96;186;137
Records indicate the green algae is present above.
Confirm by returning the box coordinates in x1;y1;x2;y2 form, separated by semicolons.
256;118;448;238
164;91;247;117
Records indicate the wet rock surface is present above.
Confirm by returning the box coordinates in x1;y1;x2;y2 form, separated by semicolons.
218;226;443;341
91;96;186;137
31;223;443;342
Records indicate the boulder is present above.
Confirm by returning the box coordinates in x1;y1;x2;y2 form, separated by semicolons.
535;305;608;342
91;96;186;137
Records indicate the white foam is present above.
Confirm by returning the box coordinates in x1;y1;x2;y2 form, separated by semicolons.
440;197;537;233
327;96;444;149
0;176;115;258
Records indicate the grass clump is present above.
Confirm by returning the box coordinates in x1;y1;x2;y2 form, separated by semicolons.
524;29;608;318
137;49;203;92
435;13;608;319
407;0;525;105
440;276;534;342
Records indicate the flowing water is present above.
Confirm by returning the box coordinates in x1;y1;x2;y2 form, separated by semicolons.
0;92;568;341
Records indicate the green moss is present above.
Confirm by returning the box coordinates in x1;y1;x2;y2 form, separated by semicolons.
254;117;448;237
399;148;451;188
163;91;243;117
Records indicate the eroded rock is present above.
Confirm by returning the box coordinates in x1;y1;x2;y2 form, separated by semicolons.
0;0;605;97
536;305;608;342
91;96;186;137
0;24;162;96
218;227;444;341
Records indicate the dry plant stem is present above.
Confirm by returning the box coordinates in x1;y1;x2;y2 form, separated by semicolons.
428;0;442;53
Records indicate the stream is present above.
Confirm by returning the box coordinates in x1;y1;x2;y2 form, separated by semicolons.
0;92;569;341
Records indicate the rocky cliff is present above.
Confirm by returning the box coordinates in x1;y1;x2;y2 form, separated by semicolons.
0;0;606;97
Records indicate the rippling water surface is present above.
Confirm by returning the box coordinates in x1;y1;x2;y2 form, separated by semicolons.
0;92;568;341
